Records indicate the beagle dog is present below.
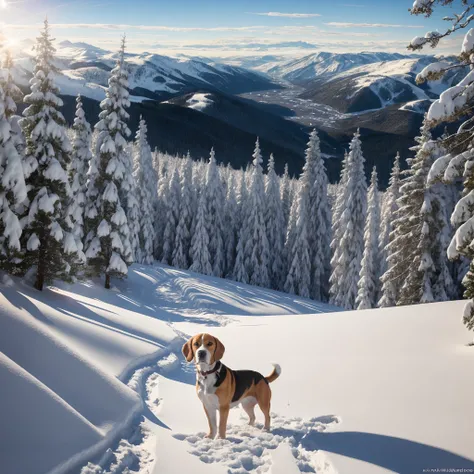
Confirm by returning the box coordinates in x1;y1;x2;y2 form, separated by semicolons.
182;333;281;439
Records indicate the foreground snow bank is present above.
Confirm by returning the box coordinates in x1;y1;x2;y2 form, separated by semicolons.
1;263;473;474
0;265;179;474
173;300;474;474
0;264;336;474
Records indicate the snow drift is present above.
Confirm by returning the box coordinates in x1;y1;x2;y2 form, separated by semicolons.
0;264;473;474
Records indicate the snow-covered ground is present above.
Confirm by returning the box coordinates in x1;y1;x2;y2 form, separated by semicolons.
1;264;473;474
186;93;214;111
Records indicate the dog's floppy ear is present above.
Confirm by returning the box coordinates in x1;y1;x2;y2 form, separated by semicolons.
182;336;195;362
214;336;225;362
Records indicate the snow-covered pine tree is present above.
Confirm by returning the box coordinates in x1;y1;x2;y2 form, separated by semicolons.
84;36;132;289
172;156;194;269
243;138;270;287
264;154;285;289
329;130;367;309
416;138;457;303
204;148;226;277
408;0;474;334
0;53;27;267
378;154;402;308
233;169;249;283
329;150;349;299
301;129;331;301
379;153;401;277
281;163;291;228
284;176;311;298
154;159;169;259
189;189;212;275
19;20;81;290
67;95;91;245
224;171;238;277
161;164;180;265
133;118;156;264
429;181;458;301
397;119;437;306
356;167;381;309
123;145;140;262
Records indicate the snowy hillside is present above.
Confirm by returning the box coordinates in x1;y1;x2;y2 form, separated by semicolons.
300;56;467;114
2;40;278;103
1;264;473;474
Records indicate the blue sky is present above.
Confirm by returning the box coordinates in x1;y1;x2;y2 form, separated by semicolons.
0;0;465;56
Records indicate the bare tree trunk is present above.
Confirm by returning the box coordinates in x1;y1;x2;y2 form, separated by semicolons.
105;273;111;289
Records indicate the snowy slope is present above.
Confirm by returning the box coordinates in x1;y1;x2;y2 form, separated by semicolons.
300;56;467;114
174;301;474;474
2;41;277;104
1;264;473;474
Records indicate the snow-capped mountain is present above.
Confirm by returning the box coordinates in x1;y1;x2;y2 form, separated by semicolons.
257;51;410;83
5;40;279;103
300;55;467;113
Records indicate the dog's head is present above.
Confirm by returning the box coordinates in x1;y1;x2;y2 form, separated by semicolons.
182;333;225;366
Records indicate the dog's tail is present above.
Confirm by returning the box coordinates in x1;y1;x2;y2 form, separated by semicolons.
265;363;281;383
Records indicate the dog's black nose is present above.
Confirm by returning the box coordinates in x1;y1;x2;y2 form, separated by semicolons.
197;350;206;360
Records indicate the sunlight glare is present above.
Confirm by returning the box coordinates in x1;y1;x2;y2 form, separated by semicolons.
0;0;7;8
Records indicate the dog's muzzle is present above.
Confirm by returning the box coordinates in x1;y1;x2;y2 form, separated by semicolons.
197;350;207;361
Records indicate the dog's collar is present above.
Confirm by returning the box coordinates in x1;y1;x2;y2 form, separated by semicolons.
198;361;221;378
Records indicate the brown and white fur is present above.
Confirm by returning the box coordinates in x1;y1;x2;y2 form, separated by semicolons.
182;333;281;439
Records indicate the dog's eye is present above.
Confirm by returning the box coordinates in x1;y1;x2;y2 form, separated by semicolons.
194;342;199;347
207;342;213;346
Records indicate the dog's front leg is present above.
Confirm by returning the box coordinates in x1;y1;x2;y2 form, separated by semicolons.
203;404;217;438
218;405;230;439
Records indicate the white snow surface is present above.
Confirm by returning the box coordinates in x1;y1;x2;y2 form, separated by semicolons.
186;93;214;111
0;263;473;474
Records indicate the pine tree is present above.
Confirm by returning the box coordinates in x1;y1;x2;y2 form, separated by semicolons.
329;130;367;309
264;154;285;289
224;171;238;276
379;154;402;308
244;138;270;287
162;164;180;265
379;153;401;277
19;20;81;290
84;36;132;289
67;95;91;244
302;130;331;301
397;119;436;306
329;150;349;300
431;185;458;301
204;148;226;277
154;159;169;259
233;169;249;284
356;167;381;309
0;53;26;266
281;163;291;228
420;139;457;302
173;156;194;269
190;190;212;275
284;180;311;298
133;118;156;264
123;146;140;262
